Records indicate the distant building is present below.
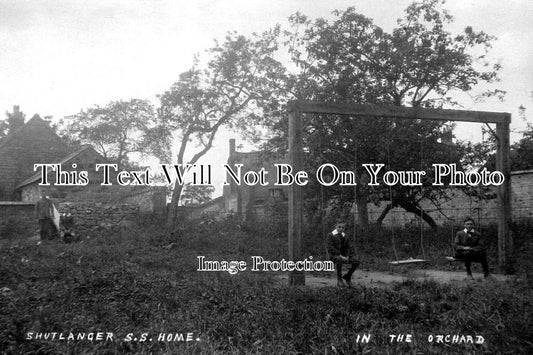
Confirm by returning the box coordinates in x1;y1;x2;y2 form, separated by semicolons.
178;196;226;220
16;145;109;202
222;139;287;220
0;108;166;212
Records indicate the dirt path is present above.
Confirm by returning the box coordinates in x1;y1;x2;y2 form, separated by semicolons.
276;269;512;288
1;236;514;289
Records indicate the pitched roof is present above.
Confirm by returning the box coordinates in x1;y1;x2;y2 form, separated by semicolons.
15;145;104;189
0;114;60;151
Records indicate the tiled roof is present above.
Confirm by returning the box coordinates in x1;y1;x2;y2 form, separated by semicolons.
15;146;102;189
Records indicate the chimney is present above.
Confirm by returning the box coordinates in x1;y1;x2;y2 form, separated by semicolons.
229;139;236;157
7;105;24;133
442;128;454;146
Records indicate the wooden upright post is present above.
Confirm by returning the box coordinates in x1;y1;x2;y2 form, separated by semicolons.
288;104;305;286
496;116;513;273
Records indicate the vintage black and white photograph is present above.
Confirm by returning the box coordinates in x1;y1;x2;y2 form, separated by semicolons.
0;0;532;353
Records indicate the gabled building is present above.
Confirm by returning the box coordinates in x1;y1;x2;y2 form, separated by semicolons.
0;107;167;211
0;111;70;201
15;145;109;202
222;139;287;220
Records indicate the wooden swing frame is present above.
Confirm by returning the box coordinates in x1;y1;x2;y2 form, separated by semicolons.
287;100;512;286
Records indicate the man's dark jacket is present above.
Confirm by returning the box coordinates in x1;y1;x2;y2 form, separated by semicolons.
326;230;354;260
454;229;485;257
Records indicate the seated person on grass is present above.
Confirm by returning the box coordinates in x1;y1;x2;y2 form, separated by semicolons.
454;217;491;279
326;220;360;287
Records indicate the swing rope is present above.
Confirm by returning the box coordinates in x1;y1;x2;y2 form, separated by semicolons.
419;139;427;260
387;141;401;262
388;124;427;265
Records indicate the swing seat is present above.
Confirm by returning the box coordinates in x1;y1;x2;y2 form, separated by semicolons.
388;258;427;265
445;256;464;262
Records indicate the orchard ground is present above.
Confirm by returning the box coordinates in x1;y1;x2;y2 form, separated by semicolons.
1;214;531;354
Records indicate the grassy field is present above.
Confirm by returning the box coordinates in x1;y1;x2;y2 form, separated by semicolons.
1;215;532;354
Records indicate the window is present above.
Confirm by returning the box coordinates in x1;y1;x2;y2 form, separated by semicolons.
269;188;284;198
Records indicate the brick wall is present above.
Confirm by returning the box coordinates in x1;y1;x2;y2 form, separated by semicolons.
367;170;533;227
511;171;533;220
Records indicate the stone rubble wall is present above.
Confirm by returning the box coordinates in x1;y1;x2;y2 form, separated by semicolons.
0;202;36;238
0;201;140;240
57;202;139;233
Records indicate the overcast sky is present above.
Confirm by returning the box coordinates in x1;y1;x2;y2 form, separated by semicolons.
1;0;532;190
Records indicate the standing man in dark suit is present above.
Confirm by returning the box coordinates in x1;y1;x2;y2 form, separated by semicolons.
35;195;54;240
455;217;490;279
327;220;360;287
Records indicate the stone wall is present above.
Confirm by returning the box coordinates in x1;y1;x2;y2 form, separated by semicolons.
0;200;140;239
21;183;166;214
57;202;139;233
0;202;36;238
1;183;165;239
122;187;167;214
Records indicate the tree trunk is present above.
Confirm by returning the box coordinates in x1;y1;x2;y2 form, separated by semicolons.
165;182;184;237
399;202;438;229
376;203;393;227
356;195;368;223
376;201;437;229
356;174;370;229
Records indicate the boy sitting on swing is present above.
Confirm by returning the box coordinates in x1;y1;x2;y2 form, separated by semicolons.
454;217;491;279
326;220;360;287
